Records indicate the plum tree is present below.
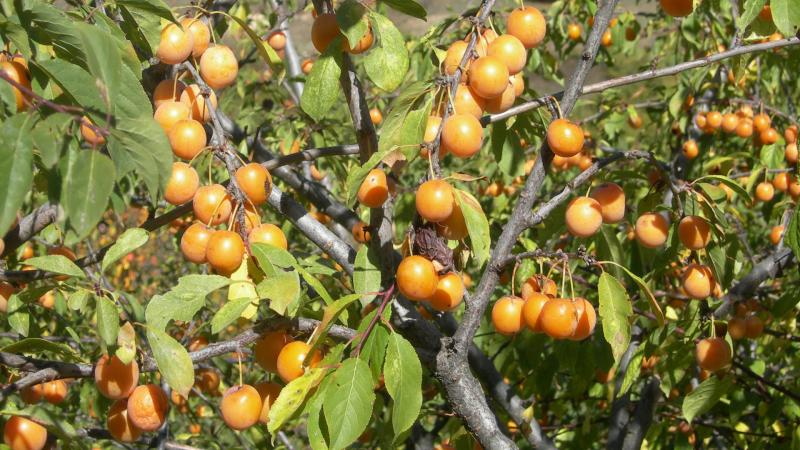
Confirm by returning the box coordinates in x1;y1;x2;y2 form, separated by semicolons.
1;1;799;449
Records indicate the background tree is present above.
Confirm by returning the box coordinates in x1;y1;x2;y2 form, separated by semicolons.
0;0;799;449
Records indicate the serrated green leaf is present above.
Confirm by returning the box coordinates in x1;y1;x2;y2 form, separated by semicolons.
737;0;768;30
76;22;120;115
598;272;633;364
1;338;79;362
353;245;382;306
96;295;120;347
682;375;733;422
101;228;148;272
59;149;116;239
146;327;194;397
301;41;342;121
363;12;409;91
210;298;254;334
7;295;29;337
251;242;298;269
26;255;85;279
618;343;644;397
268;367;329;434
337;1;369;49
116;0;175;23
380;0;427;20
771;0;800;37
695;175;752;204
323;358;375;450
384;333;422;439
785;209;800;259
145;274;231;330
455;189;491;267
0;115;34;235
115;321;136;364
257;271;301;316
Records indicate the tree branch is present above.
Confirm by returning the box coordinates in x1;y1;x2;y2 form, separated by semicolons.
488;37;800;124
1;203;61;258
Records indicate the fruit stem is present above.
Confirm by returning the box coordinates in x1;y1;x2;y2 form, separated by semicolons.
511;261;519;297
352;283;396;358
236;345;243;386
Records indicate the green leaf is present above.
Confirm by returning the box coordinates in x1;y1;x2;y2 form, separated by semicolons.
771;0;800;37
363;12;409;91
226;14;283;74
26;255;85;279
337;0;369;49
67;289;91;311
380;0;427;20
59;149;116;239
210;298;254;334
306;376;332;450
697;183;727;203
268;367;329;434
604;261;665;326
145;274;232;330
376;81;431;154
257;271;302;316
297;265;334;305
6;295;29;337
490;120;525;177
115;321;137;364
737;0;768;30
146;327;194;398
96;295;120;347
21;2;85;64
598;272;633;364
682;375;733;422
0;115;34;234
308;294;361;356
301;42;343;121
784;210;800;259
618;343;644;397
101;228;149;272
455;189;491;267
695;175;752;204
759;143;783;169
116;0;175;23
383;333;422;438
35;59;104;112
76;22;121;115
31;113;72;169
1;338;79;362
251;242;298;269
353;245;382;306
323;358;376;450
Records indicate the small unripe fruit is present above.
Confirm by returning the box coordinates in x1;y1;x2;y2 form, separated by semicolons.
181;222;213;264
487;34;527;75
681;264;715;299
660;0;693;17
165;162;200;205
635;212;670;248
396;255;438;301
755;182;774;202
769;225;784;245
468;55;510;99
193;184;232;226
565;196;603;237
415;179;454;223
590;182;625;223
695;337;731;372
276;341;322;383
491;296;525;335
507;6;546;49
199;45;238;90
678;216;711;250
522;292;549;332
4;416;47;450
80;117;106;146
682;140;699;159
311;13;340;53
180;84;218;123
744;315;764;338
441;114;484;158
547;119;584;157
569;298;596;341
206;230;245;274
154;101;191;133
539;298;578;339
357;168;389;208
127;384;169;432
220;385;262;430
235;163;272;206
156;23;194;64
428;272;465;312
727;317;746;340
